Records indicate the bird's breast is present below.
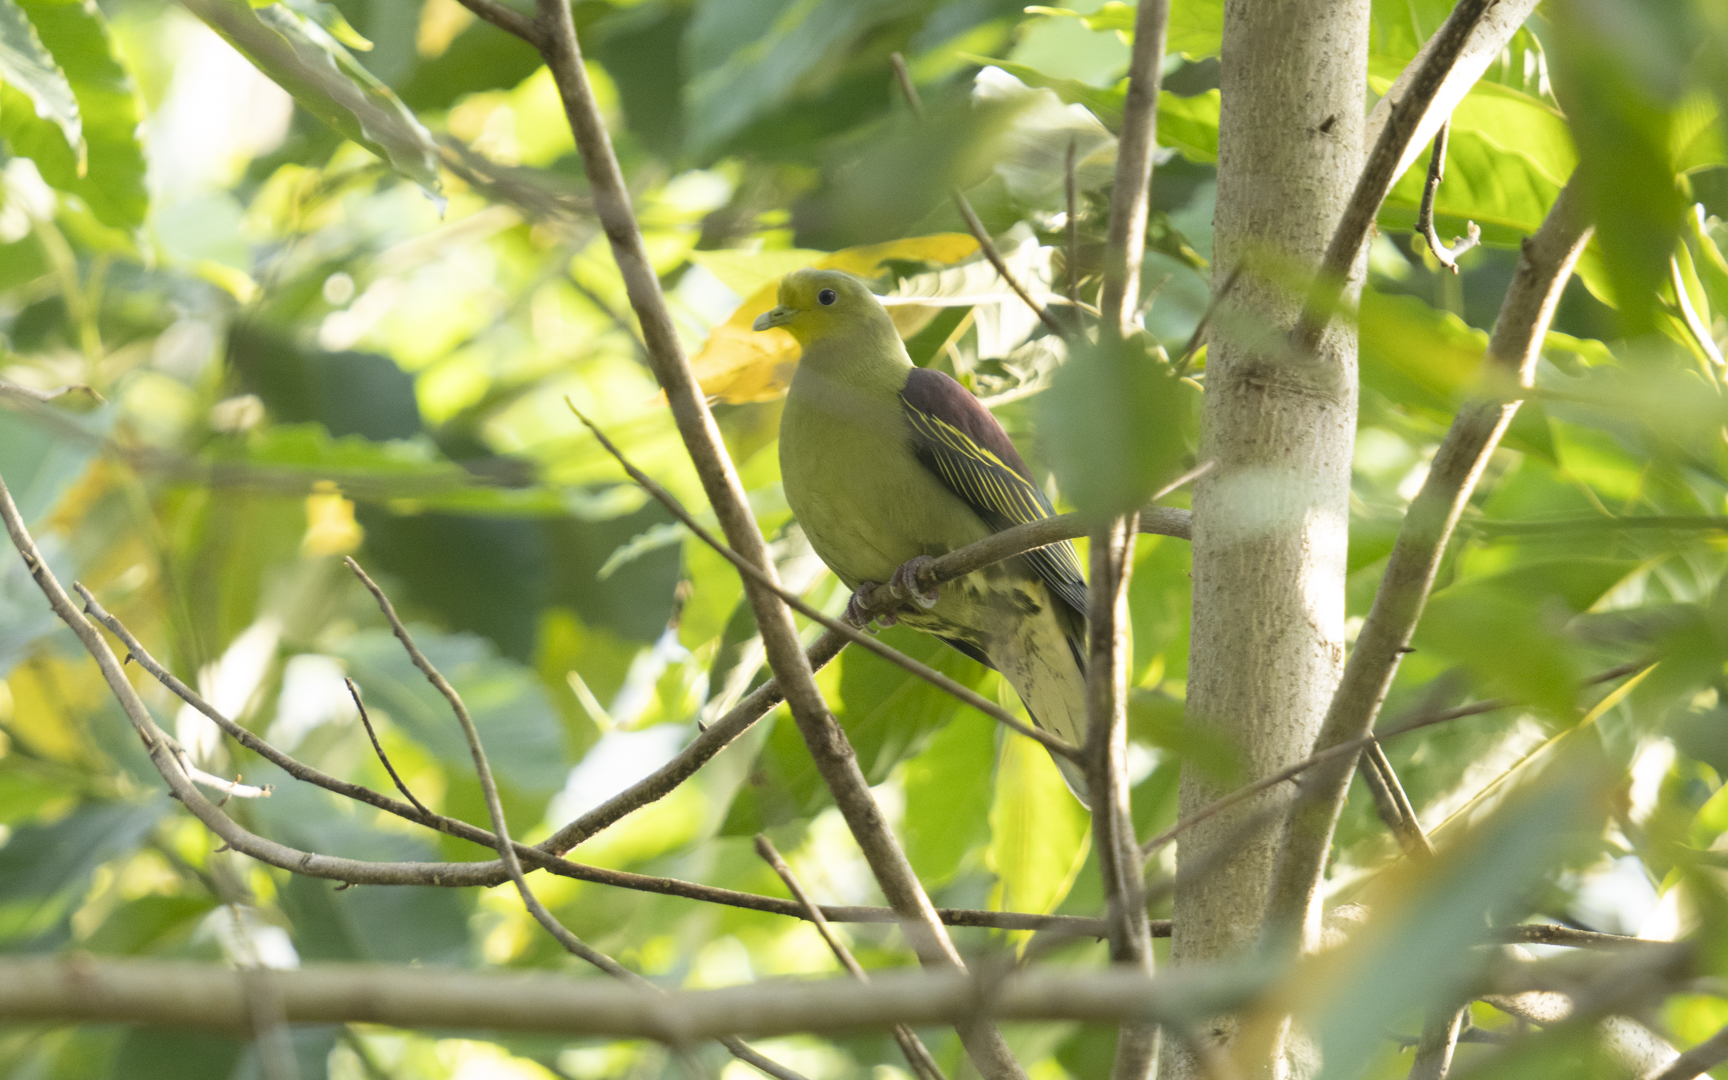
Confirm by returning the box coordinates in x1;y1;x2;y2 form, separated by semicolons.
780;371;991;589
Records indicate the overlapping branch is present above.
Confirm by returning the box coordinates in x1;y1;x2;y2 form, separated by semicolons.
476;1;1027;1072
1293;0;1499;352
1265;174;1595;949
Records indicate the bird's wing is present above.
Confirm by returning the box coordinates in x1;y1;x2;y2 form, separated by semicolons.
899;367;1088;620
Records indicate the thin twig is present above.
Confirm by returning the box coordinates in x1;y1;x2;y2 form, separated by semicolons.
952;191;1068;339
1406;1003;1467;1080
1361;742;1435;858
1415;121;1481;273
568;271;649;361
755;836;946;1080
70;583;1097;934
1264;174;1593;953
1172;266;1242;377
1092;5;1168;1071
534;8;1021;1071
351;559;787;1080
345;677;430;816
890;51;924;121
1098;0;1168;339
570;404;1080;761
1292;0;1498;353
1142;653;1641;859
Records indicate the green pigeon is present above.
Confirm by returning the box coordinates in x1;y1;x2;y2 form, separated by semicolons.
757;268;1091;798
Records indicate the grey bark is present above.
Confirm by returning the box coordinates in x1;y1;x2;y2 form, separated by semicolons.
1163;0;1369;1077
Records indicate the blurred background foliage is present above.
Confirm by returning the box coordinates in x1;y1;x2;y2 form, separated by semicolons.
0;0;1726;1076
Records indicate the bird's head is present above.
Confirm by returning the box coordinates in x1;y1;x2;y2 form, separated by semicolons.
752;269;892;347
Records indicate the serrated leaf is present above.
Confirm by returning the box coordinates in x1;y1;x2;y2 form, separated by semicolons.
1;0;145;230
0;0;79;158
178;0;440;193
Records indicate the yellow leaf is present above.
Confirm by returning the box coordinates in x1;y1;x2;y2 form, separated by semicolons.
689;233;980;403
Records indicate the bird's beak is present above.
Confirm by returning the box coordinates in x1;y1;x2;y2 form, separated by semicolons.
753;306;794;331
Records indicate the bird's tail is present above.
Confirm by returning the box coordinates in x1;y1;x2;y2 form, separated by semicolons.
995;600;1092;806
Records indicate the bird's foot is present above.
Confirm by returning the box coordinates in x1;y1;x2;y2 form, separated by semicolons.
887;556;940;610
844;582;897;629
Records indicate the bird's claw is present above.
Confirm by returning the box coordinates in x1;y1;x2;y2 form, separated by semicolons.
888;556;940;610
845;583;896;629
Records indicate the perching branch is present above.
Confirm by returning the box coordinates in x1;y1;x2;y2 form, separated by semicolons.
1292;0;1499;353
527;5;1024;1073
1415;121;1482;273
1264;174;1594;952
572;405;1080;761
0;940;1660;1043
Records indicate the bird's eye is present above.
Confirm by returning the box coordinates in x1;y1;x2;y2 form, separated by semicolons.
817;288;838;306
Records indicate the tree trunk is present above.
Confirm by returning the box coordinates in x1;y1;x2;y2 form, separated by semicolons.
1163;0;1369;1077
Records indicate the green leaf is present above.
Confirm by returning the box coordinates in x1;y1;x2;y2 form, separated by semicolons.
1416;559;1635;717
1025;0;1223;58
0;798;167;943
987;730;1090;919
1358;287;1490;412
0;0;80;157
901;707;995;887
257;764;475;964
1042;334;1197;516
0;0;146;231
1550;4;1688;334
178;0;440;193
961;58;1218;162
342;627;571;800
1379;83;1574;247
1157;88;1221;163
1305;770;1598;1080
112;1030;245;1080
683;0;918;157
